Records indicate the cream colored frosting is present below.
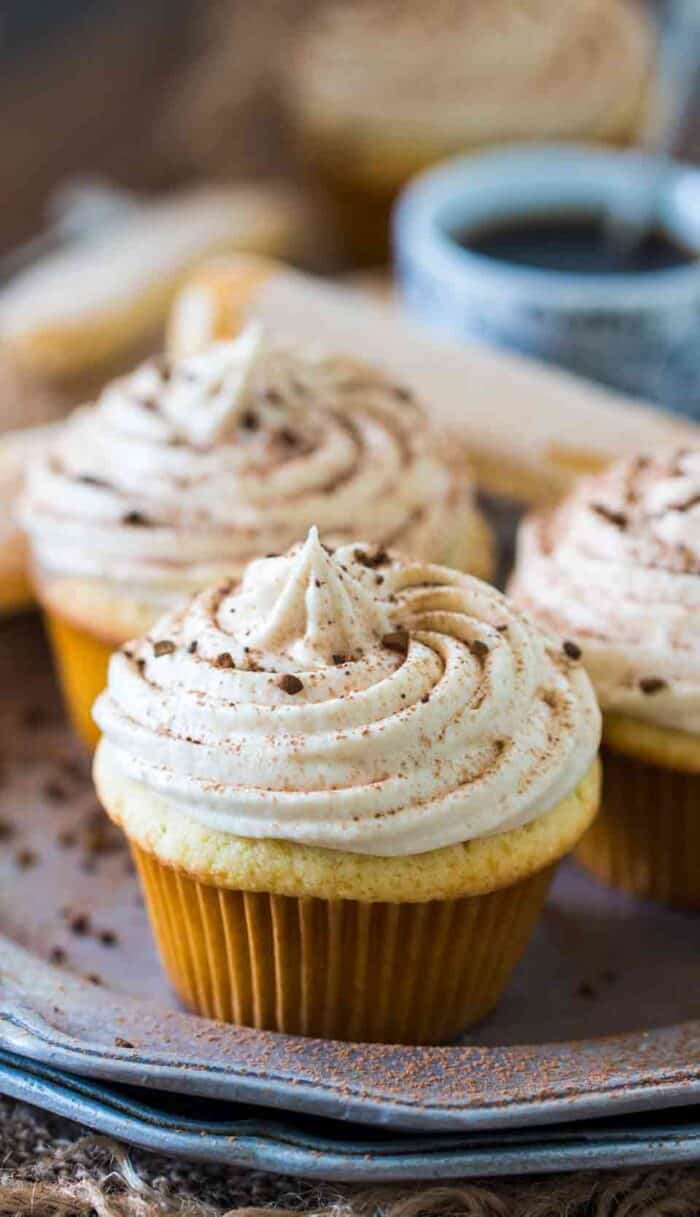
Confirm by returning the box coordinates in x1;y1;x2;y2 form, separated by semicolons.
512;451;700;735
19;327;483;591
293;0;653;144
0;424;60;560
94;529;600;856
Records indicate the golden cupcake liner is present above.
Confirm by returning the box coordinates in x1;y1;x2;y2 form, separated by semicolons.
132;844;555;1043
45;610;114;750
0;570;35;616
576;747;700;908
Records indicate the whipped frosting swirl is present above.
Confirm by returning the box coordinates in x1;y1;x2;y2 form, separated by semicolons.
294;0;653;144
95;529;600;856
20;328;479;591
512;451;700;735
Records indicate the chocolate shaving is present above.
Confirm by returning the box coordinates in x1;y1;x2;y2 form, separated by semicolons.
15;849;37;870
470;640;489;659
277;673;304;695
240;410;259;431
115;1036;134;1049
76;474;110;489
354;547;390;569
215;652;235;669
122;511;152;527
672;494;700;513
382;629;410;655
153;640;175;657
69;913;90;937
187;640;198;654
592;503;628;529
332;654;346;666
43;781;67;803
639;676;668;695
99;930;118;947
277;426;299;447
563;640;582;661
577;982;598;1000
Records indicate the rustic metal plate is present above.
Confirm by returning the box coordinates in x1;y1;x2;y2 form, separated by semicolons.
0;1048;699;1180
0;612;699;1147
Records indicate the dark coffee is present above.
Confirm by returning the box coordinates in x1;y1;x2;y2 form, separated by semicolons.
457;214;696;275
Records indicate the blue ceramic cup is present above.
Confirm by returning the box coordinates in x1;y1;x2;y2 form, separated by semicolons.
393;145;700;420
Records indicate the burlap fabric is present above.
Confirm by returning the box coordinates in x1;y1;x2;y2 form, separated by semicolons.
0;1097;697;1216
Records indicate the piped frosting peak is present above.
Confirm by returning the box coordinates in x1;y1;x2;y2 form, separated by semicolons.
225;527;392;668
157;324;266;446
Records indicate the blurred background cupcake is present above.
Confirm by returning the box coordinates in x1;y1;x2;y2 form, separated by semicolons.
288;0;657;263
511;449;700;907
19;327;493;748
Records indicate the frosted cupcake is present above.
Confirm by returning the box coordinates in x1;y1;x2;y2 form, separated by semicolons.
94;528;600;1042
0;353;67;614
19;326;493;747
512;451;700;906
289;0;656;261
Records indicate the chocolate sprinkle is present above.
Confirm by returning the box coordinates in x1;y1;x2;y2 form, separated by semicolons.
639;677;668;695
563;640;582;661
115;1036;135;1049
215;652;235;669
69;913;90;937
187;640;198;654
592;503;628;529
43;781;67;803
354;547;390;569
277;673;304;695
153;640;176;657
122;511;152;527
76;474;110;489
332;654;346;666
15;849;37;870
382;629;410;655
470;640;489;659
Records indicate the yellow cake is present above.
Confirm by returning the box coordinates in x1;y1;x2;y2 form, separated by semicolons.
511;450;700;907
288;0;656;262
93;530;601;1042
19;328;493;748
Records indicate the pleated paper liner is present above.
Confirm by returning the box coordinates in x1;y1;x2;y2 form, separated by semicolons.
576;746;700;908
44;611;113;750
132;845;555;1044
0;570;35;616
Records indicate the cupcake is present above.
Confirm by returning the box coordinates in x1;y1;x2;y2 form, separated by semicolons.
19;326;493;748
93;528;601;1042
0;351;67;615
511;451;700;907
289;0;656;262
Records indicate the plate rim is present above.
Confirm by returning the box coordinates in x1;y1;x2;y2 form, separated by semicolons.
2;936;699;1134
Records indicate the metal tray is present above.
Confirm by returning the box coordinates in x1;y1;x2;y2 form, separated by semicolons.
1;1048;698;1180
0;611;698;1176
